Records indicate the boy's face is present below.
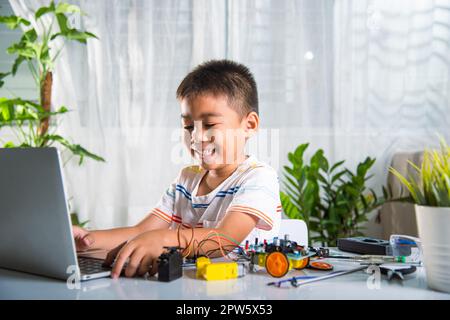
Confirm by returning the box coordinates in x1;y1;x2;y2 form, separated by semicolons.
180;94;258;171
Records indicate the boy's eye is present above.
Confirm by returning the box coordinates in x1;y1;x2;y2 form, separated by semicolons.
184;123;217;131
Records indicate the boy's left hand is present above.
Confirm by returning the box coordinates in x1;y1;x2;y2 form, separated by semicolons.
103;230;166;279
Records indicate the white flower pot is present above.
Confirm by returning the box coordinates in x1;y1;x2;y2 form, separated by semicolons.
415;205;450;293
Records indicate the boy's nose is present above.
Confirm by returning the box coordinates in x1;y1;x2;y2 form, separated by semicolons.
192;122;208;142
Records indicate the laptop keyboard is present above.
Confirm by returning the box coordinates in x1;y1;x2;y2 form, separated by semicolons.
78;256;111;275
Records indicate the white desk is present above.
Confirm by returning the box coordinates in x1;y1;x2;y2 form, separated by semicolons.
1;258;449;300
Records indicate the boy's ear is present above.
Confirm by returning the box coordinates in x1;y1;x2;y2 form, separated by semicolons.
244;111;259;138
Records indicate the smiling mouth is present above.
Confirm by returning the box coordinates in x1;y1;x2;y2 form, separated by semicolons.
192;146;216;159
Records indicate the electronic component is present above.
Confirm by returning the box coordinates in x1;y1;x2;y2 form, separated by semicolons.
387;235;419;262
157;246;183;282
196;256;245;281
309;247;330;258
248;235;319;278
337;237;391;255
193;234;334;279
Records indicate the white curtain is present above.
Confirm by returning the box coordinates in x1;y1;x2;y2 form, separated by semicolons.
333;0;450;235
8;0;450;235
334;0;450;198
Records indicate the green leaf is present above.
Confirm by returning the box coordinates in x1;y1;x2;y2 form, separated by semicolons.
44;134;105;164
51;29;98;44
382;185;390;200
331;170;347;184
22;28;38;42
0;15;30;29
56;106;69;113
1;103;11;120
0;72;11;88
360;194;368;210
70;213;89;228
311;149;327;171
317;172;328;185
282;181;300;199
280;142;386;246
55;12;70;33
11;56;26;75
356;215;369;223
3;141;16;148
283;165;300;181
288;152;300;167
83;31;98;40
55;2;82;15
35;1;56;19
330;160;345;173
357;157;375;177
344;185;360;197
0;72;11;79
294;143;309;161
369;188;378;203
280;192;302;220
7;42;36;59
0;98;48;125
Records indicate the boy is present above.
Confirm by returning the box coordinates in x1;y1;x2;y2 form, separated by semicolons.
73;60;281;279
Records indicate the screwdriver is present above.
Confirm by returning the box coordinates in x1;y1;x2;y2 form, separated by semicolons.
267;265;367;288
327;254;406;264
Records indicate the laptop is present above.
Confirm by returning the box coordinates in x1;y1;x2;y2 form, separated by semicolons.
0;147;111;281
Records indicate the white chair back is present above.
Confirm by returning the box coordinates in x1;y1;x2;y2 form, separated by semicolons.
278;219;308;246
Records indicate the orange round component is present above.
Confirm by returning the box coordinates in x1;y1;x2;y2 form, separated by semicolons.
309;261;333;271
294;257;310;270
265;252;289;278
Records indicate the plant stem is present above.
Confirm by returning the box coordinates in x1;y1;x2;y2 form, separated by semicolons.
16;123;31;146
27;61;40;87
52;43;65;63
27;120;38;146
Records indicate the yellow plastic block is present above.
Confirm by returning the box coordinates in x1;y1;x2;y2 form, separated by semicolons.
196;256;211;278
257;253;267;267
289;256;309;270
202;262;239;281
289;258;302;269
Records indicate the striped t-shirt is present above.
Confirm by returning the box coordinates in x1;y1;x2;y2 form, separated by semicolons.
149;155;281;243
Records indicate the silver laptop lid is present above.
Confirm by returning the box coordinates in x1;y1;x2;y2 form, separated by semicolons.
0;147;78;280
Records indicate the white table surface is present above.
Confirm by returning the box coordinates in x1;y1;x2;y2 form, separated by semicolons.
1;255;450;300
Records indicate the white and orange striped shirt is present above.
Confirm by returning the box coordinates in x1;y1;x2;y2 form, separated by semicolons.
150;155;281;243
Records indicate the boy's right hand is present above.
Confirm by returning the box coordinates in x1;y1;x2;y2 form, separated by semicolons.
73;225;95;251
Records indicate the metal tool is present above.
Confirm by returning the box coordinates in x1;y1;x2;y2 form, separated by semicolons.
326;254;407;265
267;265;367;288
379;264;417;281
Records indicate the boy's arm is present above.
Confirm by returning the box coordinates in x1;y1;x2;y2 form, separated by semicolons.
180;211;259;258
74;213;171;252
106;211;259;278
76;171;179;252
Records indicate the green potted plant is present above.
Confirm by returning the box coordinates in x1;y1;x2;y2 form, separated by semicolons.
390;137;450;293
0;1;103;225
280;143;388;247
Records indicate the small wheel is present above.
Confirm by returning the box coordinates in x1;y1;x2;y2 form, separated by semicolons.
294;257;310;270
265;252;289;278
308;261;333;271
